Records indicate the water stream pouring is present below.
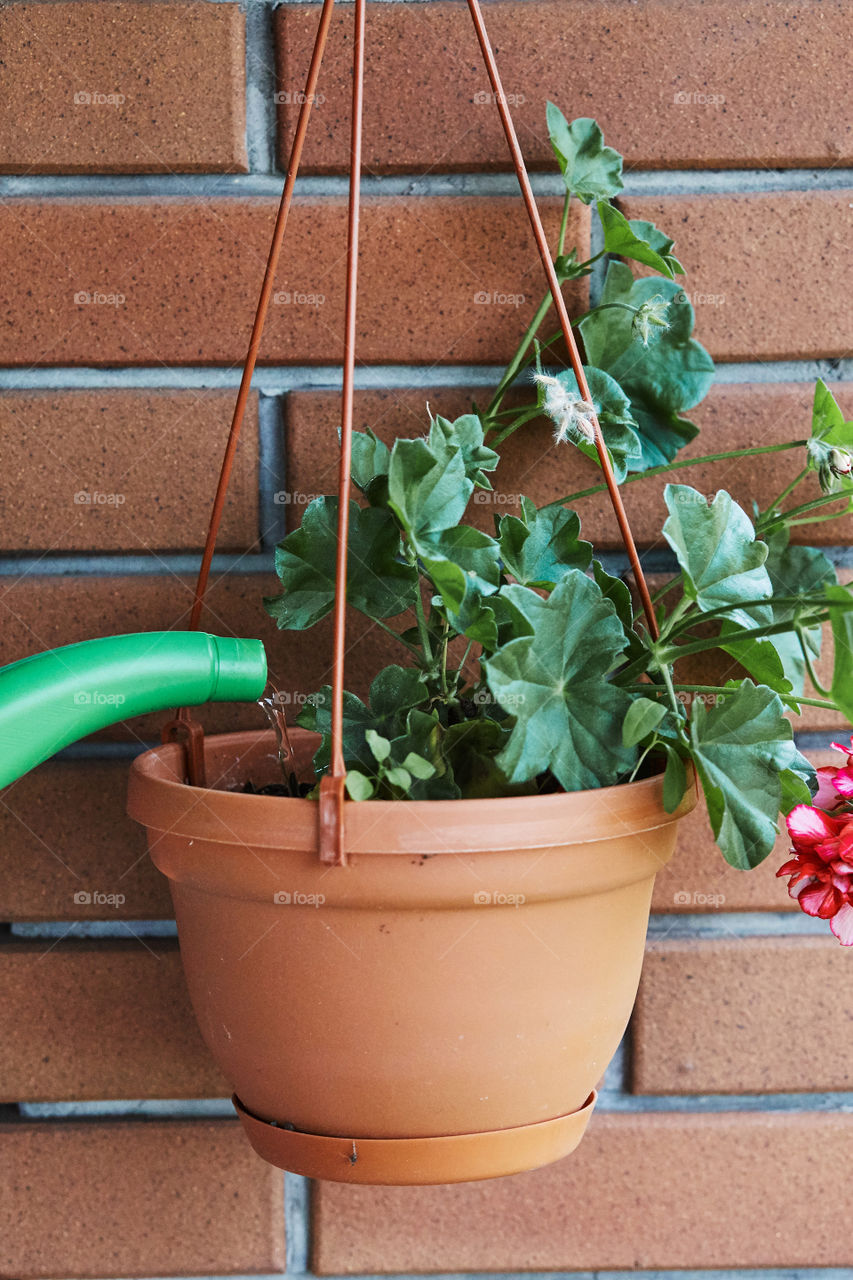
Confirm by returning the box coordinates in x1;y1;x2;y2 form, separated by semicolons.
0;632;267;789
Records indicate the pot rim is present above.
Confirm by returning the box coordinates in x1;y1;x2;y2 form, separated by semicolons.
128;729;696;855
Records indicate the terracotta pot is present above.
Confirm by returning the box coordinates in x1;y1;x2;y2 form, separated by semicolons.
128;728;695;1185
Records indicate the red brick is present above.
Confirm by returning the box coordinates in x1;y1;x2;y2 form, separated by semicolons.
0;390;258;553
0;943;223;1102
0;2;247;174
285;381;853;546
0;759;171;921
621;192;853;362
0;1120;285;1277
0;198;586;367
276;1;852;173
633;936;853;1094
313;1110;853;1272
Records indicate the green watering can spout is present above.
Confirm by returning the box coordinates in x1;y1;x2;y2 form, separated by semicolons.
0;631;267;789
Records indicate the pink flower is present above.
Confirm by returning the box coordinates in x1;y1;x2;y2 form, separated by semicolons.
812;736;853;808
777;804;853;945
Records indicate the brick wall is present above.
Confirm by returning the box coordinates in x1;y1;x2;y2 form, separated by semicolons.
1;1;852;1276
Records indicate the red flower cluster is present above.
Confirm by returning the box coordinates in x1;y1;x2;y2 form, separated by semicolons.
777;737;853;945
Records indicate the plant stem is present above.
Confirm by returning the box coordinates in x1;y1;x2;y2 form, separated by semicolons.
545;441;807;509
625;682;838;713
484;190;573;424
659;615;832;662
765;466;809;514
796;627;830;697
372;616;423;660
758;490;853;534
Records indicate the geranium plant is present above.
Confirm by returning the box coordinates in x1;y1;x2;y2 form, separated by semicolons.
264;106;853;941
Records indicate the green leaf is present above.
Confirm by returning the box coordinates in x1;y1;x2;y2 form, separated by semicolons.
385;708;460;800
428;412;499;489
345;771;375;801
806;379;853;494
498;497;592;588
366;729;391;763
350;428;390;493
402;752;436;780
418;526;502;635
297;687;374;774
384;766;413;791
388;437;471;538
265;498;417;629
541;366;644;482
597;202;684;278
368;665;430;722
592;559;648;665
828;583;853;724
622;697;667;748
717;617;793;696
780;767;815;813
662;745;688;814
485;570;635;790
663;485;772;629
689;681;814;869
298;666;429;775
440;718;534;799
579;262;713;468
546;107;624;204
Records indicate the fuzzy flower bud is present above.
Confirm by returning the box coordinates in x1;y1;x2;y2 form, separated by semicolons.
632;295;670;346
534;372;598;446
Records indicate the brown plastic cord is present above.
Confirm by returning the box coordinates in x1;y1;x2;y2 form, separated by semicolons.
318;0;366;866
465;0;659;642
162;0;337;784
179;0;659;838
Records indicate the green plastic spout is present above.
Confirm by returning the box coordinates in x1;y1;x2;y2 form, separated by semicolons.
0;631;267;789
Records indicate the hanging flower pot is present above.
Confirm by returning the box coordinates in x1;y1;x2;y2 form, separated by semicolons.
128;727;694;1183
115;0;850;1190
